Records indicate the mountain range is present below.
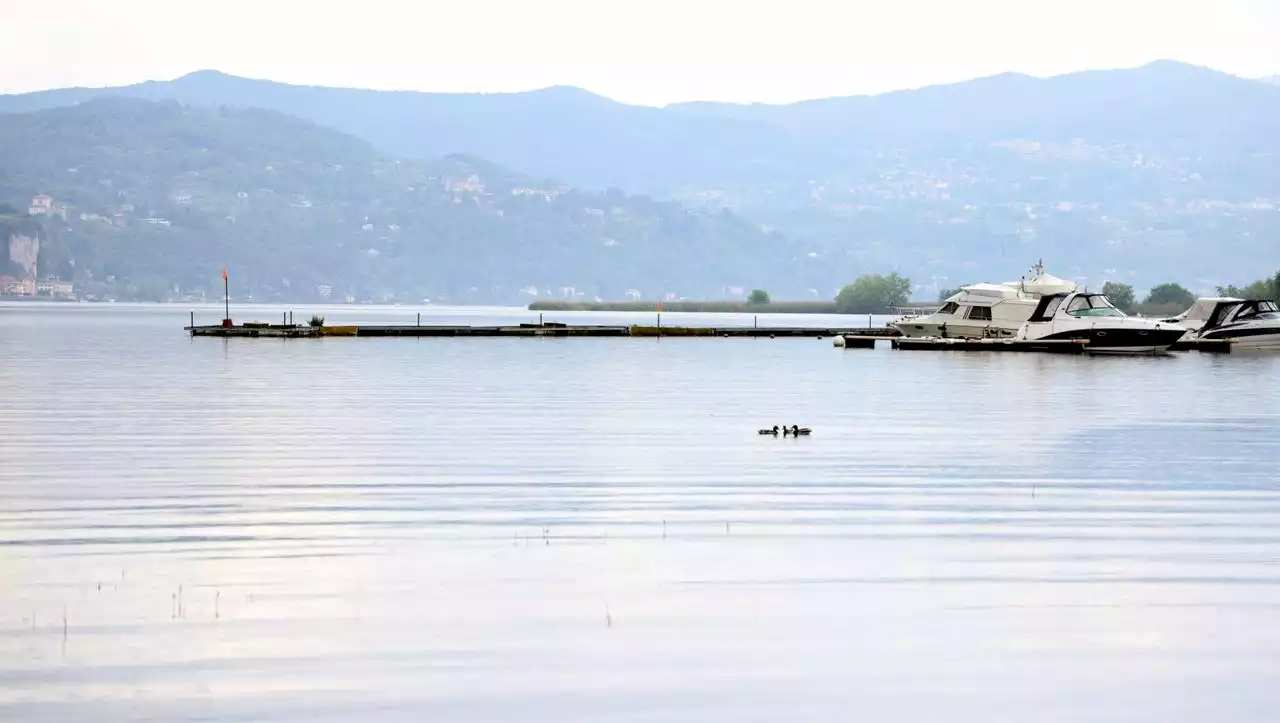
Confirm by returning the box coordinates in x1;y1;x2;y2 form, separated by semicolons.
0;99;815;302
2;60;1279;300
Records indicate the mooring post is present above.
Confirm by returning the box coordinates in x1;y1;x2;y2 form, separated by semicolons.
539;313;543;326
290;311;293;325
417;312;421;327
754;315;758;329
282;312;286;325
190;311;194;328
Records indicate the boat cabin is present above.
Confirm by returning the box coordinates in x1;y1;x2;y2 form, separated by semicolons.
935;283;1028;321
1164;297;1241;328
1193;299;1280;332
1027;292;1125;323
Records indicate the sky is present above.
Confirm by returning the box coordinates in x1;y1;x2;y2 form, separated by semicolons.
0;0;1277;106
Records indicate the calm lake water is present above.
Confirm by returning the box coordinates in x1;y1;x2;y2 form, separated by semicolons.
3;301;1280;722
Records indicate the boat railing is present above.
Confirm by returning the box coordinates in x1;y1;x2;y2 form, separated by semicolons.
888;305;938;319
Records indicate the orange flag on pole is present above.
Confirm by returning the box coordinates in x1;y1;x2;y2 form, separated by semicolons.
222;267;228;282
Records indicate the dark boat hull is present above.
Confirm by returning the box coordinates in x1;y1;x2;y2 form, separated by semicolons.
1038;327;1186;354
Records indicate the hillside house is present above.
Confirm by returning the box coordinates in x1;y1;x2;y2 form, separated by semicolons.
35;278;74;298
28;195;54;216
1;277;34;295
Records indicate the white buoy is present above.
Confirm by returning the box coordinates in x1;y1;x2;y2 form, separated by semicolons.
833;335;846;348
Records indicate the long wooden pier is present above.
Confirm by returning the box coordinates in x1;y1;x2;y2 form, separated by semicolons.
184;322;1237;353
185;322;901;339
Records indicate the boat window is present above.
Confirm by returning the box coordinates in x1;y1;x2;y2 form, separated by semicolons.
1040;296;1065;318
1067;295;1125;318
938;302;959;315
965;305;992;321
1237;301;1280;321
1204;303;1239;329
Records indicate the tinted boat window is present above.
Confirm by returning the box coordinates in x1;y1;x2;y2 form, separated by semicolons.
1067;295;1125;317
965;305;992;321
938;302;959;315
1238;301;1280;320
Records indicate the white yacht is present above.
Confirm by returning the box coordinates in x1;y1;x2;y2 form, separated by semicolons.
1164;297;1280;349
894;261;1078;339
1016;291;1187;354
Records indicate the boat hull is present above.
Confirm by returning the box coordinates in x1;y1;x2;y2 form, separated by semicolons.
1196;327;1280;350
1037;327;1186;354
893;321;1019;339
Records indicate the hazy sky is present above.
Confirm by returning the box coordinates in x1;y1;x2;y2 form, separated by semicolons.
1;0;1277;105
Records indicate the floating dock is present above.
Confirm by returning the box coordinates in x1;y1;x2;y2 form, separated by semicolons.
1169;339;1235;353
836;335;1235;353
185;322;902;339
186;322;1235;353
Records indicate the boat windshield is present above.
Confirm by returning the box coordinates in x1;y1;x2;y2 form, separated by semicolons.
1235;300;1280;321
1066;295;1126;317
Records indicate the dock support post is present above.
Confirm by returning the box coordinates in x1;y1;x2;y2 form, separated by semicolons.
754;315;757;329
417;313;421;327
539;313;543;326
190;311;194;331
290;311;293;325
283;312;286;325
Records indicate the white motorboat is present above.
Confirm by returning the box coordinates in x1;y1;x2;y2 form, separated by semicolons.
1165;297;1280;349
894;261;1078;339
1016;291;1187;354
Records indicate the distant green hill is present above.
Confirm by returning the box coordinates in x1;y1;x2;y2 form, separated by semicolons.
0;98;839;302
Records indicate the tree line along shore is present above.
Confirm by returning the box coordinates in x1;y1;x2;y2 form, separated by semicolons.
529;272;1280;316
529;300;854;314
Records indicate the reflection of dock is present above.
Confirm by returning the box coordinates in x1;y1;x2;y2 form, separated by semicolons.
185;322;903;339
835;335;1235;353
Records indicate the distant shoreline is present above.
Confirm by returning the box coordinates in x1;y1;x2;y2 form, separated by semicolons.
0;295;78;303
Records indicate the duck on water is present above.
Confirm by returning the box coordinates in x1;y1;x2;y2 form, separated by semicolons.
758;425;812;436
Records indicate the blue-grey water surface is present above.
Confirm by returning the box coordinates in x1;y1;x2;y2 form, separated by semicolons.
3;302;1280;722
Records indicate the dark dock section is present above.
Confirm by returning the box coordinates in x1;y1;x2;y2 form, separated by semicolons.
837;335;1235;353
1169;339;1234;353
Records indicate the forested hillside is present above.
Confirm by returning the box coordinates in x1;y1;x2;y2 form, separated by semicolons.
0;99;830;301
